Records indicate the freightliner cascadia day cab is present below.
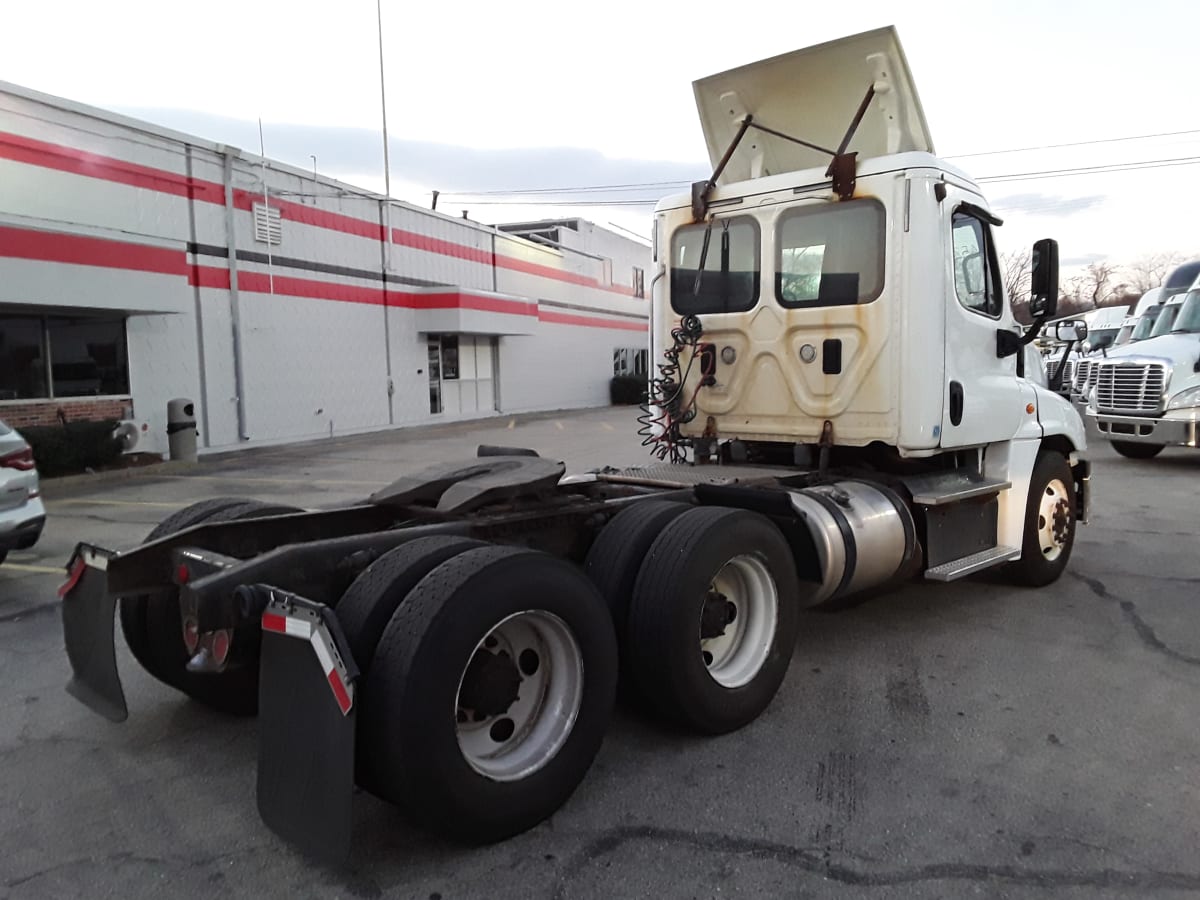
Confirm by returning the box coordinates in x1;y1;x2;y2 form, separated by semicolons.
58;27;1089;863
1086;266;1200;458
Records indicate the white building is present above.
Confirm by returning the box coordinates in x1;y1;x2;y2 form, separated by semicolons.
0;82;651;455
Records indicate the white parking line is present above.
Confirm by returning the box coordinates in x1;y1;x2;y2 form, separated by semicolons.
2;563;63;575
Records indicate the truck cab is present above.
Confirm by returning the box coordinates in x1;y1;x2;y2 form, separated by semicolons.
646;27;1087;581
1087;269;1200;458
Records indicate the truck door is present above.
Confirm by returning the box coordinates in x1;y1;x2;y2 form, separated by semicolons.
940;194;1024;448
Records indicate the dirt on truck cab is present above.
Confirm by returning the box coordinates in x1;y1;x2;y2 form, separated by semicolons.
59;26;1088;864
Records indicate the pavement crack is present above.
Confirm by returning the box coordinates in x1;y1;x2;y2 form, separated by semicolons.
1069;572;1200;667
551;825;1200;896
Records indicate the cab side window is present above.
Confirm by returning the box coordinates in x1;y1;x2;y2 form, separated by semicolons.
951;211;1002;317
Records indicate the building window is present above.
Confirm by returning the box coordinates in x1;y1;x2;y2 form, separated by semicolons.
613;346;648;377
253;202;282;245
633;267;645;299
441;335;460;380
0;314;129;400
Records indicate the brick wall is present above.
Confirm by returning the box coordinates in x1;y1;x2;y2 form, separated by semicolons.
0;398;133;429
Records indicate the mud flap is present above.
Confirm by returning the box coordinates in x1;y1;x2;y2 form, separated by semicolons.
60;544;126;723
252;586;358;866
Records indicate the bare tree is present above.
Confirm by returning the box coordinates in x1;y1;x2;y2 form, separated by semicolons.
1125;252;1184;293
1002;248;1032;323
1062;261;1124;310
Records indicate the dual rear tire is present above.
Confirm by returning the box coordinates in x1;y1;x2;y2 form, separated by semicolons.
339;540;617;843
119;498;300;714
586;502;801;735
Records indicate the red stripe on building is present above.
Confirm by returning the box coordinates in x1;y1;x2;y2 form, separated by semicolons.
0;132;225;204
538;309;647;332
185;264;644;330
233;190;385;241
188;265;231;289
1;131;642;299
408;292;536;317
392;228;493;265
0;225;187;276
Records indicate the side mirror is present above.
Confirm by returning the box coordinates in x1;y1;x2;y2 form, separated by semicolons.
1029;238;1059;319
1054;320;1088;342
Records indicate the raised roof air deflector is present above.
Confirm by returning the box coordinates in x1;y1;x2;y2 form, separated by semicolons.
692;26;933;185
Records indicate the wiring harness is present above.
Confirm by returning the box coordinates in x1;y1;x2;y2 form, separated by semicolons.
637;314;706;463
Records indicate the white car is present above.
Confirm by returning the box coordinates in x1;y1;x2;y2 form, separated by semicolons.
0;420;46;563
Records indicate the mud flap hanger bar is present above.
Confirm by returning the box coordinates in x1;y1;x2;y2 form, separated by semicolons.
246;584;360;865
690;84;877;221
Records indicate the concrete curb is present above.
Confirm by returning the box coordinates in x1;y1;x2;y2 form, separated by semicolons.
38;405;619;497
39;459;199;497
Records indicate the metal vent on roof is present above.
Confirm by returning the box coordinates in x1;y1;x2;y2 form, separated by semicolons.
253;202;282;245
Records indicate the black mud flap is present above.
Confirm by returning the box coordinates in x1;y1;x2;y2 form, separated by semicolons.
252;586;359;866
60;544;126;723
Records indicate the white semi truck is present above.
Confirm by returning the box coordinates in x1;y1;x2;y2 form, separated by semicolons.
58;27;1089;862
1087;267;1200;458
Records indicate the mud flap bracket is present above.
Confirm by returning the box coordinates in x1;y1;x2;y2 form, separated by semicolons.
250;585;359;865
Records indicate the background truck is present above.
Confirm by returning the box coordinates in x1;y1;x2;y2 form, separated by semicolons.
1065;304;1131;401
1087;270;1200;458
59;26;1089;863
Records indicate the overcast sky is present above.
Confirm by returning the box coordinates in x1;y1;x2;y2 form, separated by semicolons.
4;0;1197;275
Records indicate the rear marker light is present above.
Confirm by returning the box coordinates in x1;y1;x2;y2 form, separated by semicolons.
176;564;190;584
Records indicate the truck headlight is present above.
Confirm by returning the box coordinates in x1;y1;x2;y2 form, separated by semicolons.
1166;386;1200;411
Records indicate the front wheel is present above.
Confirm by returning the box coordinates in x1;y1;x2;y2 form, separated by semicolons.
1008;451;1076;587
1111;441;1164;460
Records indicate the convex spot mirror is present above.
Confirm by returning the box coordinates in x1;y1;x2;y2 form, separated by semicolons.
1054;320;1088;342
1029;238;1060;319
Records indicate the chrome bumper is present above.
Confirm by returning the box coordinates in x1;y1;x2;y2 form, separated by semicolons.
1089;412;1199;447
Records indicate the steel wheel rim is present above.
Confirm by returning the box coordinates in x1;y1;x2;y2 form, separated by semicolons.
455;610;583;782
1037;477;1072;562
701;554;779;688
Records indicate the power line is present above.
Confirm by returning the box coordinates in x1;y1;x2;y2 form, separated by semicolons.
443;155;1200;208
946;128;1200;159
437;128;1200;201
440;179;693;197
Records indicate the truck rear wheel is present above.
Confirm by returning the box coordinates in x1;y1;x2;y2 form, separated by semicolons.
1111;441;1164;460
133;500;300;714
625;506;800;735
1008;451;1075;587
337;535;488;674
583;499;692;687
118;498;250;683
361;545;617;842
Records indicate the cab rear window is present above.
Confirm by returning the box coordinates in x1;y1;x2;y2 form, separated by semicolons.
669;217;760;315
776;200;885;307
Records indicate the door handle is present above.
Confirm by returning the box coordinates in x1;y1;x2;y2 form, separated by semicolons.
949;381;964;426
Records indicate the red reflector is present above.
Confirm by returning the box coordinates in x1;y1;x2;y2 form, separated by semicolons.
176;564;190;584
0;447;35;471
58;558;87;597
261;612;287;634
327;669;352;715
212;629;231;666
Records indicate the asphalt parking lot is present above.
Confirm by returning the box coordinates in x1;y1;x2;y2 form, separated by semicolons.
2;405;1199;899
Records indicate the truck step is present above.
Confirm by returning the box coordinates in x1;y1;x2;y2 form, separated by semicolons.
924;545;1020;582
903;471;1011;506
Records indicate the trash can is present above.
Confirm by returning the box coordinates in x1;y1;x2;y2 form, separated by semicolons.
166;398;198;462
